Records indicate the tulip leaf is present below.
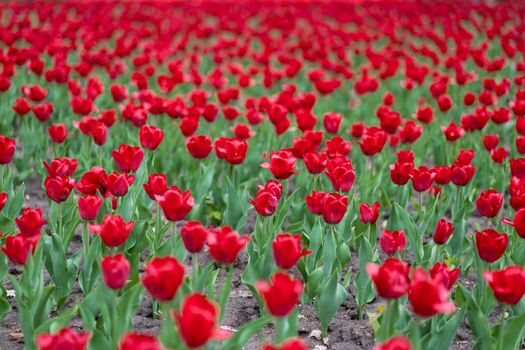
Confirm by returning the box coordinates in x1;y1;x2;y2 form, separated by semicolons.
393;203;423;264
221;315;272;350
425;310;466;350
315;270;347;336
500;311;525;350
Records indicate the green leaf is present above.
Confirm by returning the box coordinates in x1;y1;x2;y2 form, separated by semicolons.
315;270;347;336
501;311;525;350
393;203;423;264
426;310;466;350
221;316;272;350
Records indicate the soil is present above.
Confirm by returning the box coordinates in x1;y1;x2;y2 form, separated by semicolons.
0;175;477;350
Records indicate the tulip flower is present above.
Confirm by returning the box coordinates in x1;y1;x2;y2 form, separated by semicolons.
272;233;311;269
143;173;168;200
78;195;103;221
180;221;208;253
0;192;7;212
379;229;406;255
139;125;164;150
16;208;47;237
320;192;348;224
48;124;68;144
359;201;380;224
142;256;185;301
366;258;410;299
433;219;455;245
475;229;508;263
107;172;135;197
0;135;15;164
36;328;91;350
119;333;162;350
303;151;327;174
374;336;413;350
323;112;343;134
501;208;525;238
475;190;503;218
408;268;455;317
263;338;309;350
157;187;194;221
101;254;131;290
44;176;75;203
89;214;135;248
214;137;248;165
1;234;35;265
112;144;145;173
261;150;297;180
43;157;78;177
186;135;212;159
257;272;303;317
325;158;356;192
76;167;109;196
206;226;249;264
429;262;460;290
249;187;279;217
484;266;525;304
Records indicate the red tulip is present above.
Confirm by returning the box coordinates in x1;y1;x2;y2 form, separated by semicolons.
325;158;355;192
357;127;387;156
261;150;297;180
0;135;15;164
305;190;327;215
0;192;7;212
429;262;460;290
214;137;248;165
263;338;308;350
433;219;455;245
48;124;68;144
12;98;31;115
380;229;406;255
158;187;194;221
390;161;413;185
272;233;311;269
257;272;303;317
400;121;422;144
76;166;109;196
139;125;164;150
476;190;503;218
323;112;343;134
44;176;75;203
89;215;134;248
320;192;348;224
475;229;508;263
110;84;128;102
16;208;47;237
101;254;130;290
112;144;145;173
186;135;212;159
142;256;185;301
78;195;103;221
359;201;380;224
119;333;161;350
173;293;221;348
143;173;168;200
503;208;525;238
206;226;249;264
484;266;525;304
366;258;410;299
107;172;135;197
451;164;476;186
180;221;208;253
1;234;36;265
43;157;78;177
303;152;327;174
36;328;91;350
410;166;435;192
374;336;413;350
32;102;54;122
249;187;279;216
441;122;465;142
408;268;455;317
483;134;499;151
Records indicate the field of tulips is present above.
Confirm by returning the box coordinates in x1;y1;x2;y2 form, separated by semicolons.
2;0;525;349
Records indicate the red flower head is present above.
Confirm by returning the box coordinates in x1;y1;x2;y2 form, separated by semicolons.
323;112;343;134
16;208;47;237
110;84;128;103
32;102;54;122
359;201;380;224
357;127;387;156
180;221;208;253
483;134;499;151
410;166;435;192
43;157;78;177
484;266;525;304
305;190;327;215
374;336;413;350
441;122;464;142
112;144;145;173
101;253;130;290
303;152;327;174
1;234;36;265
429;262;460;290
206;226;249;264
107;172;135;197
12;98;31;115
143;173;168;200
0;135;15;164
451;164;476;186
48;124;69;144
433;219;455;245
263;338;308;350
157;187;194;221
89;215;134;248
249;186;279;217
325;158;356;192
186;135;212;159
380;229;406;255
476;229;508;263
214;137;248;165
257;272;303;317
36;328;91;350
139;125;164;150
272;233;311;270
142;256;185;301
78;195;103;221
475;189;503;218
320;192;348;224
119;333;161;350
0;192;7;212
408;268;455;317
44;176;75;203
76;166;108;196
366;258;410;299
261;150;297;180
390;161;414;186
400;121;422;144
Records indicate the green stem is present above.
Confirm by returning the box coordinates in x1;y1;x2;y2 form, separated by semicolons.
82;221;89;260
274;316;289;345
498;305;508;350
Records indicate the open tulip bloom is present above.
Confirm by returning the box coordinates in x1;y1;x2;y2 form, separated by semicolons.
0;1;525;349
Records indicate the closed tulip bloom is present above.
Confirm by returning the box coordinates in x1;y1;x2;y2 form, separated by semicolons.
400;120;423;144
484;266;525;304
78;195;103;221
261;180;283;199
373;336;413;350
16;208;47;237
408;268;455;317
303;152;327;174
142;256;185;301
173;293;220;348
475;189;503;218
12;98;31;115
158;187;194;221
180;221;208;253
257;272;303;317
89;215;135;247
261;150;297;179
323;112;343;133
380;229;406;255
305;190;327;215
36;328;91;350
366;258;410;299
475;229;508;263
433;219;455;245
429;262;460;290
483;134;499;151
410;166;435;192
76;166;109;196
390;161;413;185
207;226;249;264
263;338;309;350
43;157;78;177
321;193;348;224
249;188;279;216
101;254;130;290
107;172;135;197
358;127;387;156
44;176;75;203
325;159;356;192
359;201;380;224
139;125;164;150
186;135;212;159
143;173;168;200
214;137;248;165
272;233;311;269
441;122;465;142
48;124;68;144
1;234;34;265
112;144;145;173
119;333;161;350
0;192;7;212
510;158;525;178
433;166;452;185
0;135;15;164
451;164;476;186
